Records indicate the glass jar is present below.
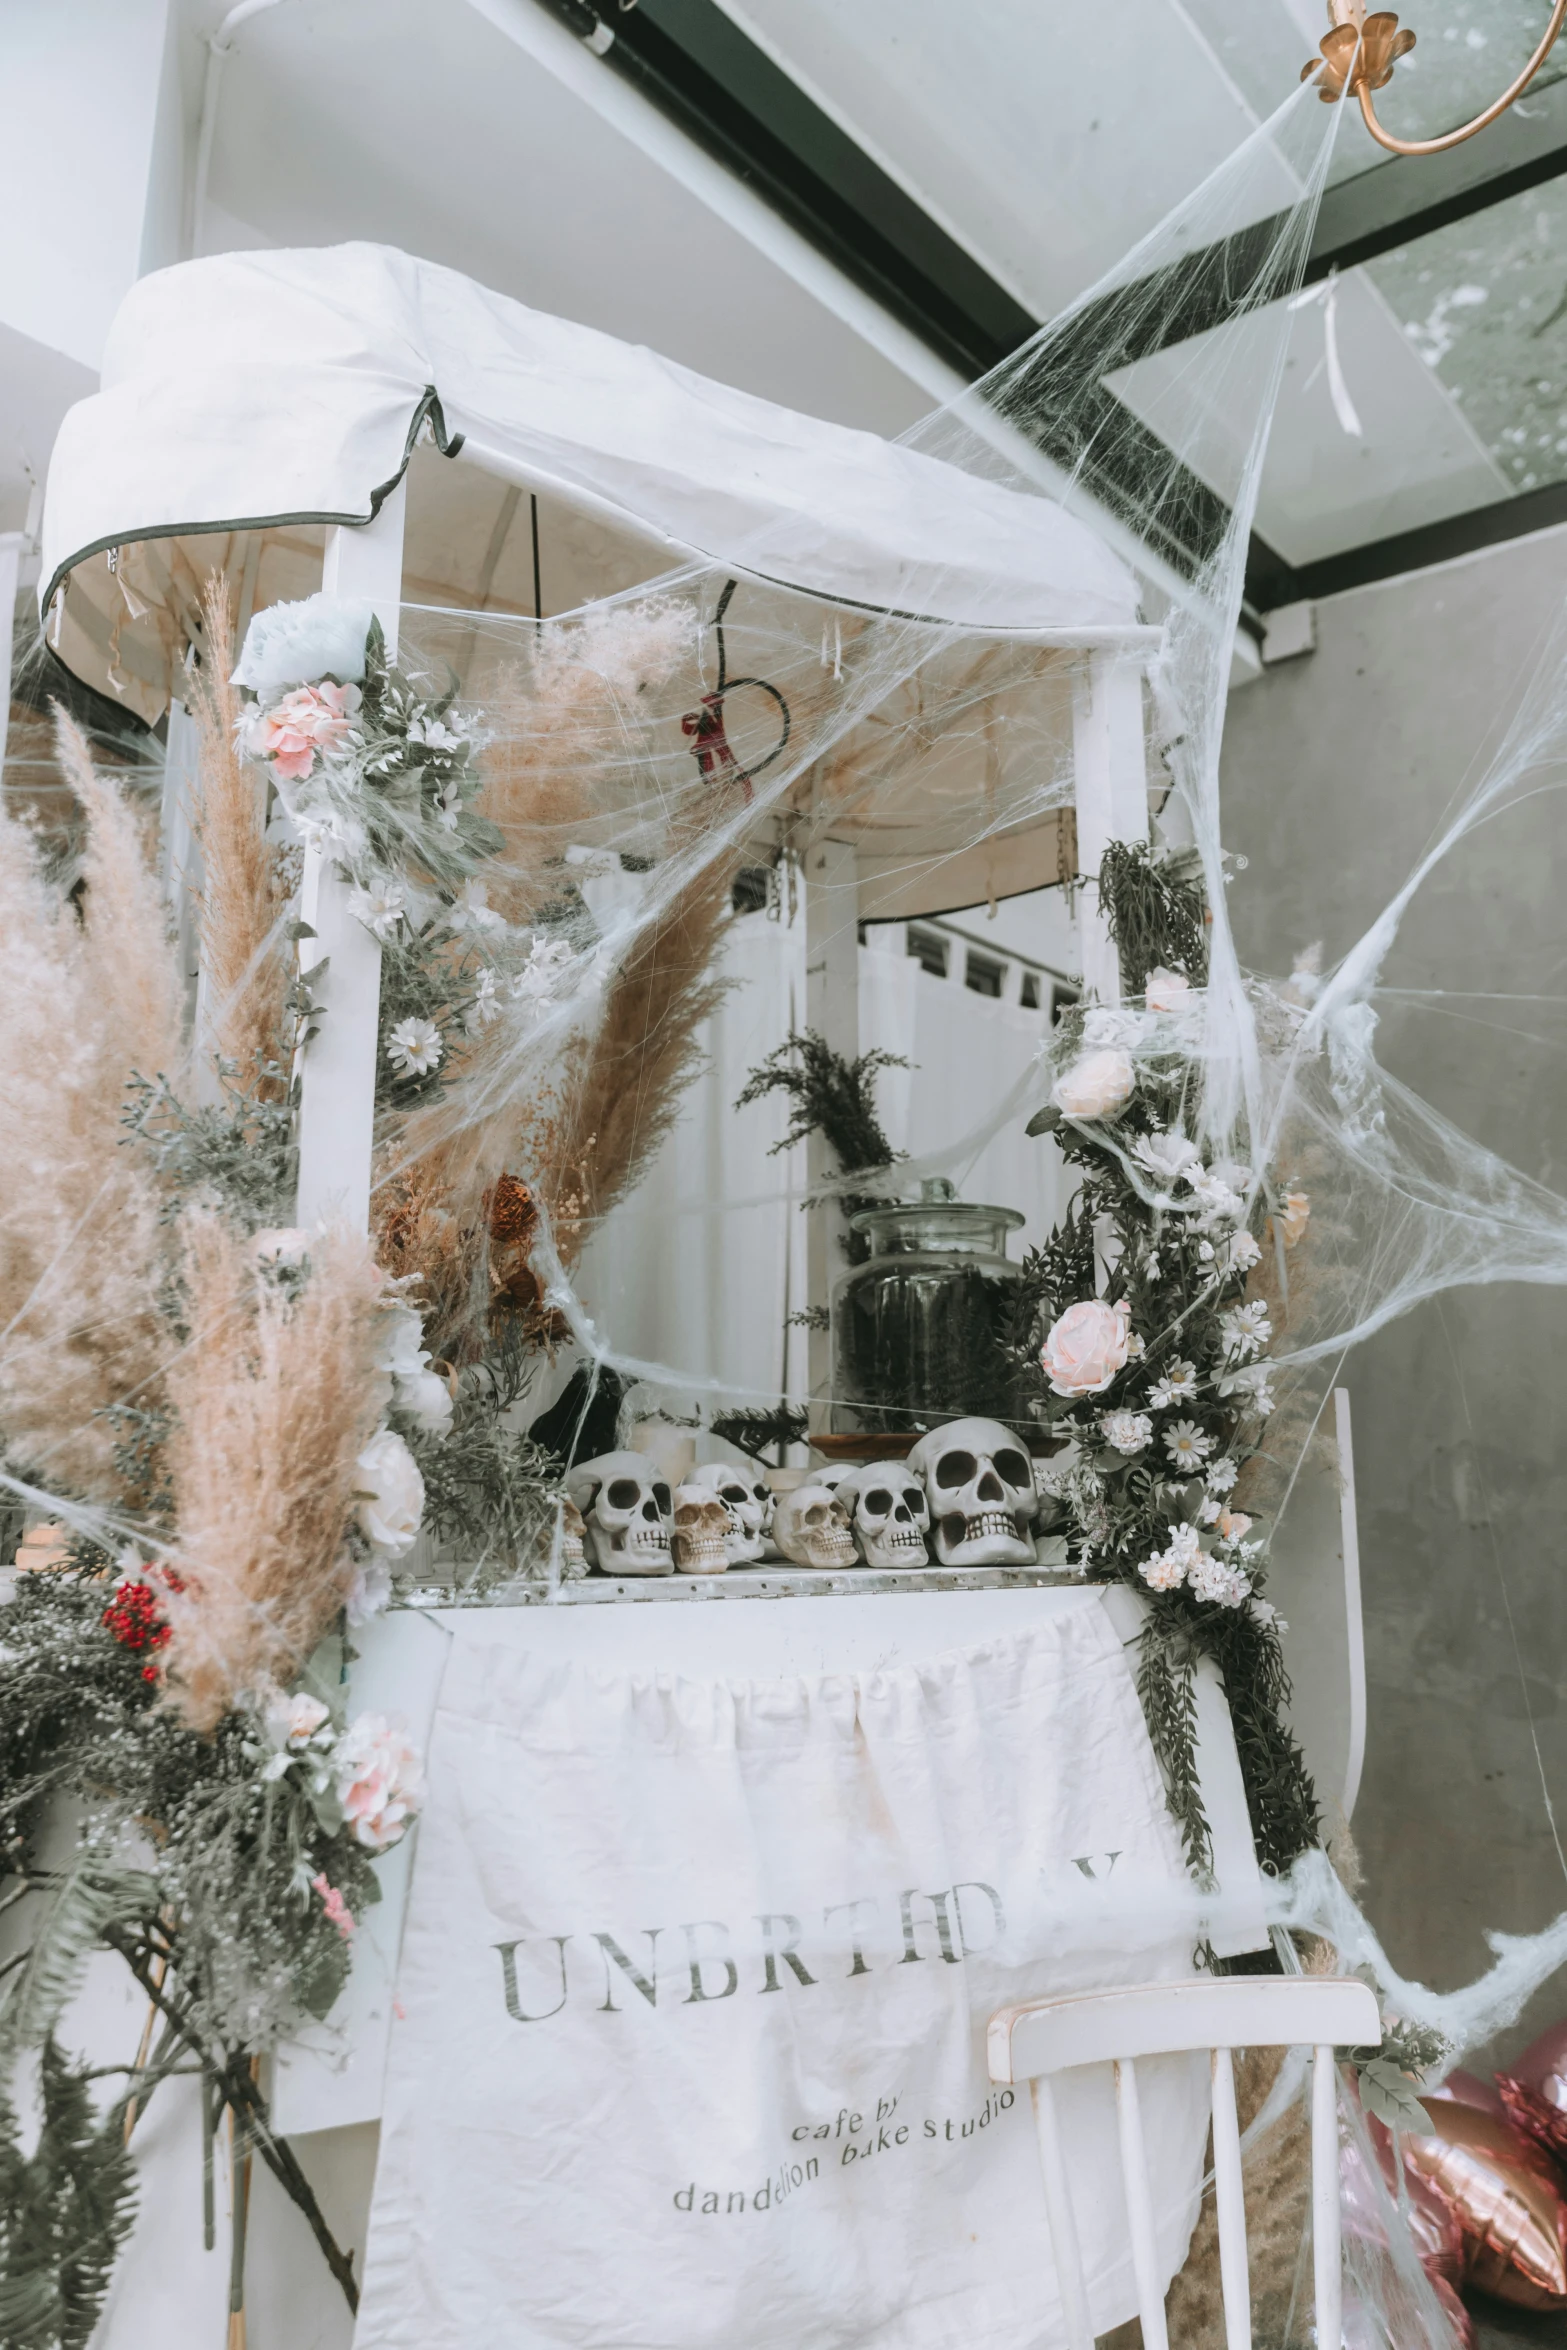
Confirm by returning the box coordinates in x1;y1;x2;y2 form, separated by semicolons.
832;1178;1026;1436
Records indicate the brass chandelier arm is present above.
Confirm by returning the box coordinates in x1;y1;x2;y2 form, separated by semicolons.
1357;0;1567;154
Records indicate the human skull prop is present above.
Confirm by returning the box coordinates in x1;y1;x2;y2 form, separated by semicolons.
771;1482;855;1570
691;1461;770;1566
564;1451;673;1575
840;1462;931;1568
671;1485;730;1575
907;1419;1037;1566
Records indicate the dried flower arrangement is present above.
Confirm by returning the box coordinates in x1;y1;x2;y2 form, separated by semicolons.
1;582;736;2337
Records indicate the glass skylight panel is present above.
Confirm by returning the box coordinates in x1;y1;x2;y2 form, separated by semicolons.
1365;177;1567;500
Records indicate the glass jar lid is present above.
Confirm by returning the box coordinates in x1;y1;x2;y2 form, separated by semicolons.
848;1176;1023;1264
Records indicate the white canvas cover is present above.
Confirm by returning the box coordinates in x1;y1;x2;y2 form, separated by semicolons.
39;240;1137;713
353;1601;1209;2350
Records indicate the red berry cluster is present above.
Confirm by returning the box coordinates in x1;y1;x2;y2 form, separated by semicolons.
101;1573;183;1683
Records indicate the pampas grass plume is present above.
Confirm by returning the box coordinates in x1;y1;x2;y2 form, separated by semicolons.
190;577;289;1083
0;719;179;1500
163;1214;388;1731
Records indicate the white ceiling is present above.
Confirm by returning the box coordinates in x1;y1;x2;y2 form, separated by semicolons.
189;0;936;437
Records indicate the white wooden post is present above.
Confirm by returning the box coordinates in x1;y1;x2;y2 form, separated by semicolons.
0;531;21;783
1071;648;1147;1001
295;485;407;1232
803;833;859;1427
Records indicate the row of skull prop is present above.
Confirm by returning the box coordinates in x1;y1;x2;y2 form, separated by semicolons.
563;1421;1041;1577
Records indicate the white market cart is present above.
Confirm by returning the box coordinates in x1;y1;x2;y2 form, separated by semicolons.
33;239;1357;2350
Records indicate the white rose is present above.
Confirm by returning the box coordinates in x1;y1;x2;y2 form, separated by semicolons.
398;1367;454;1436
378;1304;429;1382
354;1429;425;1555
233;592;376;696
346;1556;393;1626
1053;1047;1135;1121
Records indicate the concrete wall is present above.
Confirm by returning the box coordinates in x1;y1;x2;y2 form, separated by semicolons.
1220;525;1567;2063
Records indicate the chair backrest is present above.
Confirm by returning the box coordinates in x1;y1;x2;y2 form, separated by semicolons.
988;1974;1382;2350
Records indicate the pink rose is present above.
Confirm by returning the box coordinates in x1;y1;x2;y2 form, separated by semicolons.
255;680;359;782
1040;1297;1132;1397
332;1711;424;1852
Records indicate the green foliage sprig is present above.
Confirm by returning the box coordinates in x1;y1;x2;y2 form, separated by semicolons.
0;2040;138;2350
1099;840;1208;995
736;1029;907;1260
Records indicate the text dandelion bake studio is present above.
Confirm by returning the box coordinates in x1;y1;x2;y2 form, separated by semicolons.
494;1881;1007;2020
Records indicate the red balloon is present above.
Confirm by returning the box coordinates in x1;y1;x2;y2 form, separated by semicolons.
1399;2100;1567;2311
1495;2018;1567;2168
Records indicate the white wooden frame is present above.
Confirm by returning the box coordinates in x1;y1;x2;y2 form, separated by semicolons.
987;1974;1380;2350
294;487;407;1233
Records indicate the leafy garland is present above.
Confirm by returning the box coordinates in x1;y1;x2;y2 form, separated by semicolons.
1009;927;1319;1881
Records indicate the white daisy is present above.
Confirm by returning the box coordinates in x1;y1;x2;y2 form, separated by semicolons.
1164;1419;1213;1471
409;715;461;752
386;1017;443;1077
347;876;408;943
466;968;501;1032
511;936;575;1006
1191;1169;1245;1224
1220;1300;1272;1362
1204;1456;1238;1495
450;880;507;935
1217;1363;1276;1416
1132;1130;1201;1184
1101;1410;1153;1457
1148;1359;1198;1409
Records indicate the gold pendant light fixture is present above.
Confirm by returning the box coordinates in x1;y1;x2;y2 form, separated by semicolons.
1302;0;1567;153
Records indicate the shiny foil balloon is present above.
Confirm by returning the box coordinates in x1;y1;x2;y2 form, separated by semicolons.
1354;2123;1476;2350
1496;2019;1567;2166
1402;2099;1567;2311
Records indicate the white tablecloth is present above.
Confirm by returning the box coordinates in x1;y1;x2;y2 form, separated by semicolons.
352;1593;1229;2350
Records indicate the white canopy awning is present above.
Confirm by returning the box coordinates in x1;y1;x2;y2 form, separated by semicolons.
40;241;1138;717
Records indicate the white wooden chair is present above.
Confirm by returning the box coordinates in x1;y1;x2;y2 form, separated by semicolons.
987;1974;1381;2350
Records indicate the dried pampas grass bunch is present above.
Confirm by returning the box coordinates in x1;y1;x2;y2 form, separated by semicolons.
553;850;738;1237
189;576;291;1084
0;715;183;1502
376;597;733;1336
475;596;698;928
163;1213;388;1730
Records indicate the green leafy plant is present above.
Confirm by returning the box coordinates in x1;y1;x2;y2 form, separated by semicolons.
1098;839;1208;995
0;2040;139;2350
736;1030;906;1256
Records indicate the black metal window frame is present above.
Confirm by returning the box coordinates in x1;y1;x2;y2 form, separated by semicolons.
536;0;1567;610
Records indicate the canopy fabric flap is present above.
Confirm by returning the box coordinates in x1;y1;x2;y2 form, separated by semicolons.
40;241;1138;717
